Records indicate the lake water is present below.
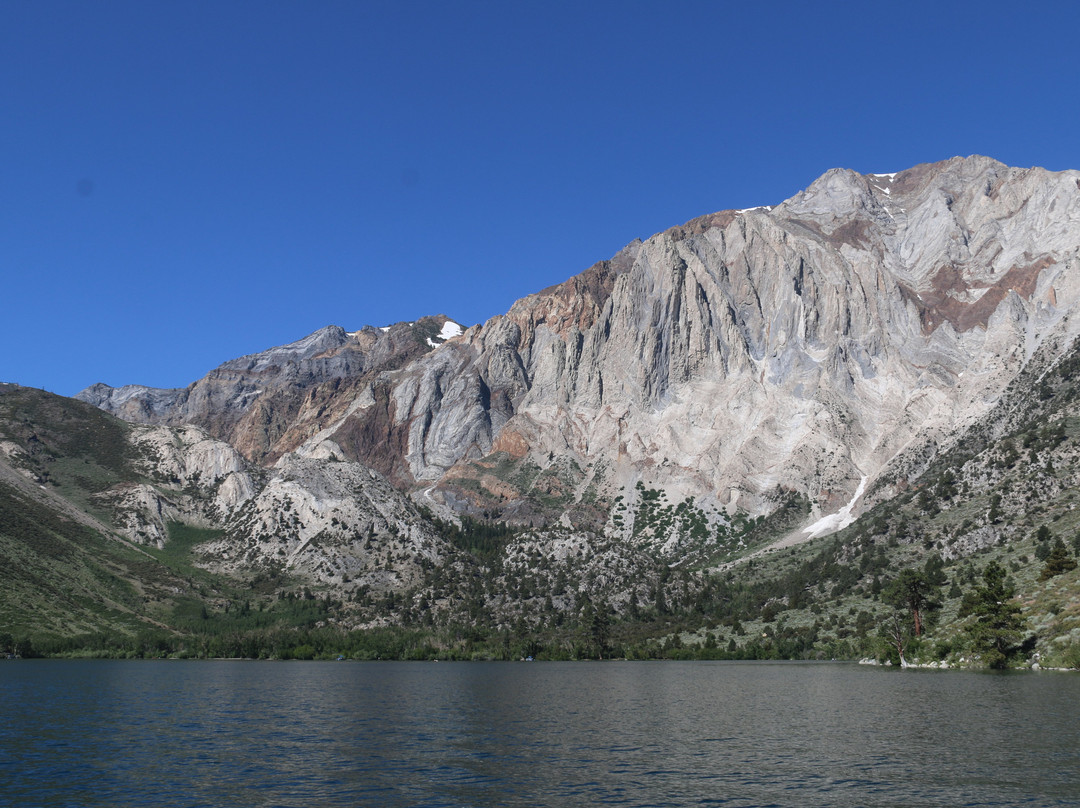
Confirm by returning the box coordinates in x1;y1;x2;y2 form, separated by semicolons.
2;660;1078;807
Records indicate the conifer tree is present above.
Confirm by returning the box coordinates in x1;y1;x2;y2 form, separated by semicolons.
883;568;939;637
1038;538;1078;581
963;561;1027;669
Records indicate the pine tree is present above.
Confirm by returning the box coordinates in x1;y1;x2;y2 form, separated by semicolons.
883;568;939;637
964;561;1027;669
1038;538;1078;581
1034;525;1054;561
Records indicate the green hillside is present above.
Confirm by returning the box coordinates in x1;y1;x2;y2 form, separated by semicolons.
2;374;1079;667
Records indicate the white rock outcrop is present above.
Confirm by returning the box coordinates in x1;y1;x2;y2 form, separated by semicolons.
204;453;448;590
130;424;256;515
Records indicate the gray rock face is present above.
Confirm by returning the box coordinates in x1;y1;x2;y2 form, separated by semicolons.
363;156;1080;523
83;422;448;588
79;157;1080;535
88;424;255;547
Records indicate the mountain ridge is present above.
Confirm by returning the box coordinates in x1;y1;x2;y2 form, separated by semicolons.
77;156;1080;540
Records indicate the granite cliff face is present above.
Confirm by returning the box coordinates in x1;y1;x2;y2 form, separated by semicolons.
80;156;1080;540
298;156;1080;530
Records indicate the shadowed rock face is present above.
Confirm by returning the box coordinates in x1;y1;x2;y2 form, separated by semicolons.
78;316;459;466
80;157;1080;529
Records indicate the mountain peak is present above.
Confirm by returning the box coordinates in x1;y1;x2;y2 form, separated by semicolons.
76;158;1080;534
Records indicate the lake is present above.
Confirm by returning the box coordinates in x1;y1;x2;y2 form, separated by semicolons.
2;660;1078;807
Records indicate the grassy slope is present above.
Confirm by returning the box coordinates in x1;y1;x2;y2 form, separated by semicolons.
0;386;348;651
0;479;181;638
0;386;197;640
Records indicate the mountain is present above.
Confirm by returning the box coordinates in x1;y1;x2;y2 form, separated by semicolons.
402;156;1079;528
81;156;1080;538
0;383;201;639
78;315;463;470
5;155;1080;665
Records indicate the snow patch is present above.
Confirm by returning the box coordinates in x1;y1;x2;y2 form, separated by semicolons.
803;475;867;539
439;320;464;340
379;326;391;332
425;320;464;348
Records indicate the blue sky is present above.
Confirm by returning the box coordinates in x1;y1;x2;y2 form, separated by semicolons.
4;1;1079;396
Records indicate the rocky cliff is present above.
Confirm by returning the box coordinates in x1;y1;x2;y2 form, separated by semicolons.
0;382;452;603
79;315;462;468
299;156;1080;531
80;156;1080;541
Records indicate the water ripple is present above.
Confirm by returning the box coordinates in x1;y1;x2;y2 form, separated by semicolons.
2;660;1079;807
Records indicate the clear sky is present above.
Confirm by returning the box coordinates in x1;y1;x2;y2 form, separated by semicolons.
4;0;1079;396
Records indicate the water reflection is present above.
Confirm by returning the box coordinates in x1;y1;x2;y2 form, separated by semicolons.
2;660;1078;807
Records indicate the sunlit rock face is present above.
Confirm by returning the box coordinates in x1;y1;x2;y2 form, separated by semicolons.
80;157;1080;531
357;157;1080;522
87;424;255;548
202;448;449;592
